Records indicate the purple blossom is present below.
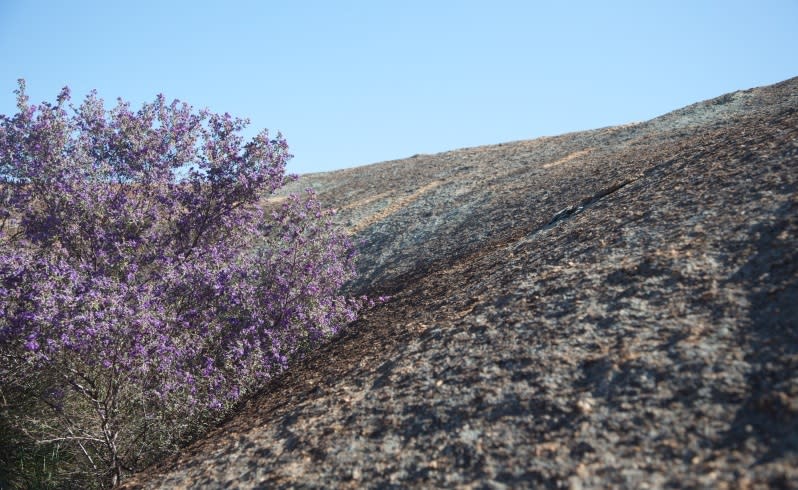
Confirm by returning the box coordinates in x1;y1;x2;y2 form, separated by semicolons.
0;80;376;483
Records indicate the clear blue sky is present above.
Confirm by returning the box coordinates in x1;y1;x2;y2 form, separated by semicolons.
1;1;796;174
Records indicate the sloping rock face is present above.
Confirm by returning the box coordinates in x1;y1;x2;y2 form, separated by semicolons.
124;78;798;489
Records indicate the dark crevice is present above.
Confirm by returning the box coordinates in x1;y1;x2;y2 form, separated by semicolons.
541;178;636;231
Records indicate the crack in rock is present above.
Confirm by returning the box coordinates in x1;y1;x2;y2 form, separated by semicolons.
541;178;636;232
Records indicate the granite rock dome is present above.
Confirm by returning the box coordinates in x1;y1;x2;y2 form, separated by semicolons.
124;77;798;489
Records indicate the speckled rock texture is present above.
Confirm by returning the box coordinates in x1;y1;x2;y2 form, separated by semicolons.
122;77;798;489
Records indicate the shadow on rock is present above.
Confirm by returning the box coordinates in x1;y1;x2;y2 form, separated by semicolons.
723;197;798;463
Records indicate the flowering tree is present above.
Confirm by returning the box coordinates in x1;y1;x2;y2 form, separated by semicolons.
0;81;368;487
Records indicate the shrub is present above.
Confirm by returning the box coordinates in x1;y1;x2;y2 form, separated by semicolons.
0;80;367;486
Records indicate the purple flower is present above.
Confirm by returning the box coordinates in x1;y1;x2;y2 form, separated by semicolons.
0;80;373;481
24;334;39;351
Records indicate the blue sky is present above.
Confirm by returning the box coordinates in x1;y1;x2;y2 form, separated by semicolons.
1;1;796;174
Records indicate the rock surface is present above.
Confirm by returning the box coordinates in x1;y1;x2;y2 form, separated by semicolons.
123;77;798;489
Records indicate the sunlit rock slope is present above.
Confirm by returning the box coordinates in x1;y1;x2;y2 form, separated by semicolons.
124;77;798;489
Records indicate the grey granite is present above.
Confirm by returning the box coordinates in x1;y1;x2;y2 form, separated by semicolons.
123;77;798;489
